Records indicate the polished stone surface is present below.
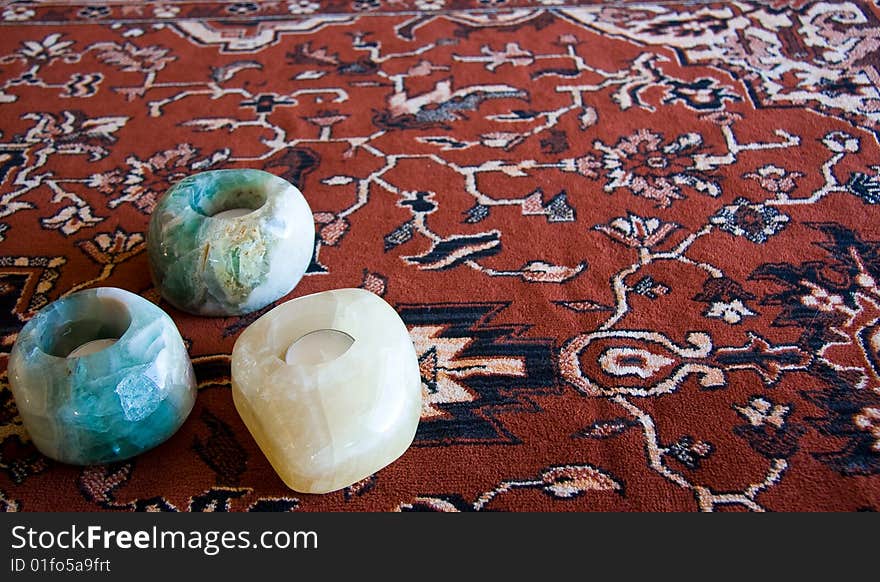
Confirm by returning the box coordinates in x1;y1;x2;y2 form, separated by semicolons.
8;287;196;465
232;288;421;494
147;169;315;316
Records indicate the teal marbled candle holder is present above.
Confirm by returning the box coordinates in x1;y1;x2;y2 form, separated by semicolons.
147;169;315;316
8;287;196;465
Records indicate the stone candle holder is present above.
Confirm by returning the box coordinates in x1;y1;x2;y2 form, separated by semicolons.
8;287;196;465
231;288;422;494
147;169;315;316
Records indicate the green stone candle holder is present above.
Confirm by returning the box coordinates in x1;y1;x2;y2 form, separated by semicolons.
147;169;315;316
8;287;196;465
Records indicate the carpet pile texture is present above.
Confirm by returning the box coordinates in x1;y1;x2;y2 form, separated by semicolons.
1;0;880;511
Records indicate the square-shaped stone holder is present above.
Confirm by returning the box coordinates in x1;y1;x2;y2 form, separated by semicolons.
231;288;421;494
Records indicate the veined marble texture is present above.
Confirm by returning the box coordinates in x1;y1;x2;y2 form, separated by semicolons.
232;288;422;494
147;169;315;316
8;287;196;465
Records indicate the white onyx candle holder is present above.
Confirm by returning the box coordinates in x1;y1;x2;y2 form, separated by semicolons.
231;288;421;494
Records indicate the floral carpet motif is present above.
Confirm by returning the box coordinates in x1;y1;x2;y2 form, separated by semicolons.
1;0;879;511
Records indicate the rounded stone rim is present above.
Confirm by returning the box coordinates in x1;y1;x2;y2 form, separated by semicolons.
146;169;315;317
8;287;196;465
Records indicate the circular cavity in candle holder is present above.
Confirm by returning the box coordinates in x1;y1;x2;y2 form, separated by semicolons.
68;338;118;358
192;182;267;219
212;208;255;220
285;329;354;366
39;296;131;358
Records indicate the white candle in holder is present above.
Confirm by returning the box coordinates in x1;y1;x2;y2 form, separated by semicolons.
68;338;118;358
285;329;354;366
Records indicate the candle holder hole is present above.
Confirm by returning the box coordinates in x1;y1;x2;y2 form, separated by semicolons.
284;329;355;366
190;178;268;219
39;297;132;358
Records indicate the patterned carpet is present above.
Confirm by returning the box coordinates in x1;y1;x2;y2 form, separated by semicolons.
1;0;880;511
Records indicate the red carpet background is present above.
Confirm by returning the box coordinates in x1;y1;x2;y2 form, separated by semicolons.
1;0;880;511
